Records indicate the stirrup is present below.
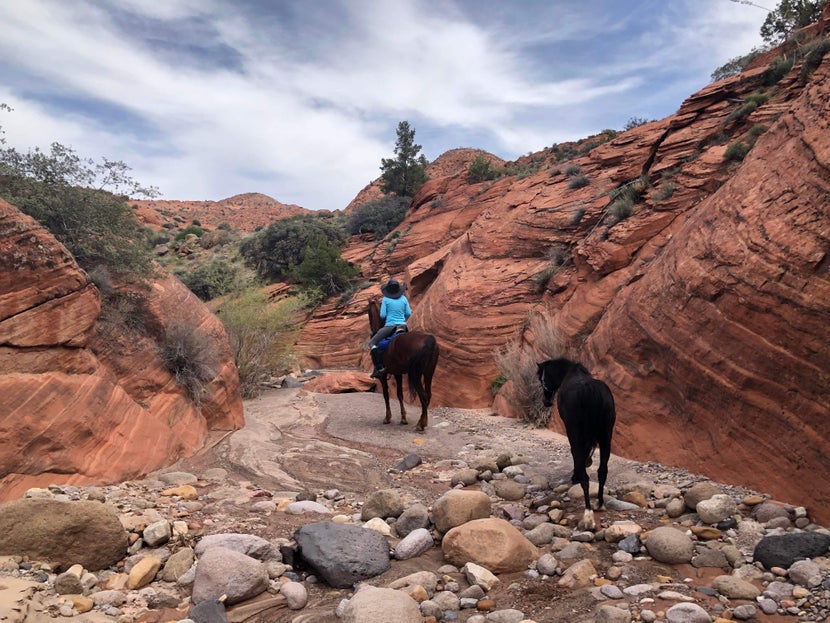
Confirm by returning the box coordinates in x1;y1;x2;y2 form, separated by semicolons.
370;367;386;378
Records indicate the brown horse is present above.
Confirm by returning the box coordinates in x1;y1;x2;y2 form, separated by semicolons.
368;298;439;431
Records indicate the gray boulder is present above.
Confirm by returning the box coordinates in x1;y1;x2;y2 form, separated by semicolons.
753;532;830;569
191;547;269;605
293;521;391;588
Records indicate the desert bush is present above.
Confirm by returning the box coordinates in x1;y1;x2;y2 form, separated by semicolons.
160;322;217;405
748;124;768;140
653;181;676;201
565;164;582;177
800;36;830;81
763;55;795;85
607;196;635;223
0;128;157;277
239;213;346;282
494;340;549;427
490;373;507;395
290;233;360;296
531;264;558;294
710;46;769;82
346;196;410;238
727;91;770;123
174;224;204;241
724;140;751;161
216;289;305;398
623;116;650;131
494;313;565;427
467;154;499;183
180;260;241;301
567;174;590;190
571;207;587;226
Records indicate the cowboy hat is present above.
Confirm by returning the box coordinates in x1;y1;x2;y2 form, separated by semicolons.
381;279;405;299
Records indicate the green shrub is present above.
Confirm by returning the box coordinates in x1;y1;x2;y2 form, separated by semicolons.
567;174;590;189
710;47;769;82
763;55;795;85
727;91;771;122
174;224;205;241
623;117;651;130
217;289;305;398
180;260;240;301
160;322;217;406
467;154;499;183
239;213;346;281
565;164;583;177
289;233;360;295
346;196;409;238
800;37;830;81
490;374;507;395
748;124;768;140
724;140;751;161
607;196;635;223
653;181;676;201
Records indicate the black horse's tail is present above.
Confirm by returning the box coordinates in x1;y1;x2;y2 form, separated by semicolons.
407;335;438;402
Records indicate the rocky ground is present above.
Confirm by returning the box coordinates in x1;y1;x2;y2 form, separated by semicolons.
1;383;829;623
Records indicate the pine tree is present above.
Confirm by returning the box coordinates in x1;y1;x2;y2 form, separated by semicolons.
380;121;429;197
760;0;823;44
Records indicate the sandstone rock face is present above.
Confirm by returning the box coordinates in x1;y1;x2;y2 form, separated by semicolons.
0;200;244;499
299;35;830;524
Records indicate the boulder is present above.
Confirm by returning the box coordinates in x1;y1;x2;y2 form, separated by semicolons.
293;521;391;588
441;518;538;573
0;498;127;570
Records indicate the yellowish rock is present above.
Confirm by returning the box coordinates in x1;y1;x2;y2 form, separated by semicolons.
408;585;429;603
72;596;94;613
594;578;612;586
623;491;648;507
690;526;723;540
127;556;162;589
742;495;765;506
161;485;199;500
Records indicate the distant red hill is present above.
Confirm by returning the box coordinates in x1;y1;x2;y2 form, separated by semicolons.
130;192;311;234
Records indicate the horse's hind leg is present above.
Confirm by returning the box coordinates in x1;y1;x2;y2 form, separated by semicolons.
380;378;392;425
596;439;612;511
395;375;407;425
415;380;429;432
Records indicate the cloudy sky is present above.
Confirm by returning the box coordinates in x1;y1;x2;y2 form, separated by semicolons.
0;0;771;211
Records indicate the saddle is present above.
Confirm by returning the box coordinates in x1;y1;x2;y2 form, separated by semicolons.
376;324;408;353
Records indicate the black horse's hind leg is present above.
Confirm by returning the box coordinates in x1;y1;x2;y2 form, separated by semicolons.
596;438;612;510
395;374;407;425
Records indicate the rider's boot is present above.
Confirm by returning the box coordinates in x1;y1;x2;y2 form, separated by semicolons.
369;347;386;378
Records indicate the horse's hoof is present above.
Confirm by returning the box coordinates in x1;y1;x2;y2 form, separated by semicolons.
415;426;425;432
578;509;596;531
399;421;408;425
383;420;391;425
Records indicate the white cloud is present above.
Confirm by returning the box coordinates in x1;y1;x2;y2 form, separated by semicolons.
0;0;770;210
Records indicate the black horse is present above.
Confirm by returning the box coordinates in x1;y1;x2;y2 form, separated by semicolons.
538;358;616;529
368;299;439;431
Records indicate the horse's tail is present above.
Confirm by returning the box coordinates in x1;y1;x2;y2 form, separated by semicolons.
407;335;438;402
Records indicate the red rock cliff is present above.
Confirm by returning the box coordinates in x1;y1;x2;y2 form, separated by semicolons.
0;200;244;499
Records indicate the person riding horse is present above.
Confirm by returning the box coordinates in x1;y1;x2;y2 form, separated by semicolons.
368;279;411;378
